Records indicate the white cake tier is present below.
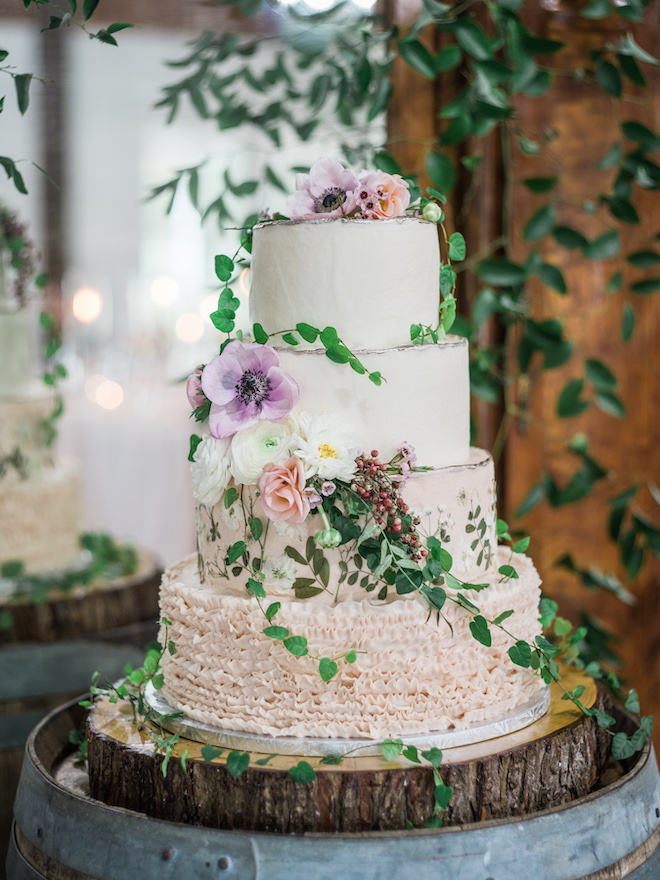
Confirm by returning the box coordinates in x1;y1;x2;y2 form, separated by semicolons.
276;336;469;468
0;394;54;483
197;447;498;591
159;550;544;739
249;218;441;350
0;307;39;398
0;459;82;573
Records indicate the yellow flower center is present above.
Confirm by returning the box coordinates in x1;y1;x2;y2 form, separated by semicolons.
318;443;338;459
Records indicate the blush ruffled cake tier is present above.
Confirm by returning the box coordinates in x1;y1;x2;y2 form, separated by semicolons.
159;549;545;740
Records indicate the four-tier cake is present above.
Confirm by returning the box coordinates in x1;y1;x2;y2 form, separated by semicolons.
157;160;547;743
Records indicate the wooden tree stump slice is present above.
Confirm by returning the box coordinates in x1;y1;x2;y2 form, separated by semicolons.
87;667;618;833
0;548;161;646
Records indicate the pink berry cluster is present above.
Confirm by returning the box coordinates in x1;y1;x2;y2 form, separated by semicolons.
350;450;427;561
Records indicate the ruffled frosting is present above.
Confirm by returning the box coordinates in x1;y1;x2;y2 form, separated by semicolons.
159;550;545;740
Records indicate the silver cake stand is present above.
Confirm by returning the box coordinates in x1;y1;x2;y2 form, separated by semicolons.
144;682;551;758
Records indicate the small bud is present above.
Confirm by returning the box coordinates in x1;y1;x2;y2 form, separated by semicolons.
422;202;443;223
314;528;342;549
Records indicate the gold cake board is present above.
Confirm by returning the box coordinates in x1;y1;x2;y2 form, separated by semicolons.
93;665;596;770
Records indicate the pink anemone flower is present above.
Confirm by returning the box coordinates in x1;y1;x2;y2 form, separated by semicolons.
201;340;299;439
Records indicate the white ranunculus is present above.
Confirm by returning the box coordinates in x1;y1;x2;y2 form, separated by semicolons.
292;411;360;482
190;435;232;507
229;418;297;486
261;553;297;593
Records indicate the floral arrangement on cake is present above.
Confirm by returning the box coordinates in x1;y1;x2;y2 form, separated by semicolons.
266;156;445;227
284;157;412;221
186;338;520;684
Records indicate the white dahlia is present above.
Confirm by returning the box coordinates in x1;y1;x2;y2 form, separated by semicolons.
191;435;232;507
292;411;360;482
229;418;297;486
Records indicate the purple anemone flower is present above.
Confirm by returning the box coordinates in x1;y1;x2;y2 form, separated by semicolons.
201;340;299;439
285;158;359;220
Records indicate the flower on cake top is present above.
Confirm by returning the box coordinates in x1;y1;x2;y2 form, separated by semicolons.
190;435;232;506
229;417;297;485
355;172;411;219
285;158;411;221
292;411;361;482
285;158;359;220
201;341;299;439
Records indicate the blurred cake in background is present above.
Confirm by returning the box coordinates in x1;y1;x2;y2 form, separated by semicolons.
0;207;82;575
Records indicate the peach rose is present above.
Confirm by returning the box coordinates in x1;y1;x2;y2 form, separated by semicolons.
357;172;410;219
259;457;310;525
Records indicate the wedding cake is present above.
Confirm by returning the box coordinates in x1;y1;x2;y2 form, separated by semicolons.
0;211;81;575
158;160;545;741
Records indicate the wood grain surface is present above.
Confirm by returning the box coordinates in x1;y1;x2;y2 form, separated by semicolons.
87;670;616;833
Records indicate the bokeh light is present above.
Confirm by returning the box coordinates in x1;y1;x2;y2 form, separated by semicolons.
72;286;103;323
176;312;205;343
150;275;179;307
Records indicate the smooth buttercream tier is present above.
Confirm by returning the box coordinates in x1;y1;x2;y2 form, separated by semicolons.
197;447;498;592
0;459;82;573
159;551;544;739
276;337;469;467
0;307;39;398
0;394;54;483
249;218;441;351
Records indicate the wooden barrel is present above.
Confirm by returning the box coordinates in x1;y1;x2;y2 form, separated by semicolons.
0;551;161;879
7;696;660;880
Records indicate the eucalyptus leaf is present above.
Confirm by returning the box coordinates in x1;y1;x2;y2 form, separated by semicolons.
586;358;617;391
583;230;619;260
553;226;589;250
453;20;492;62
399;39;437;80
627;250;660;268
631;278;660;295
596;59;622;97
595;391;625;418
477;258;526;287
522;176;558;193
426;152;455;195
621;302;635;341
14;74;32;115
617;53;646;87
435;45;462;72
581;0;612;18
538;263;567;294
